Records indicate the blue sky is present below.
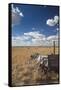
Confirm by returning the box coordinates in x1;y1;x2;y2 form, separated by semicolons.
11;4;59;46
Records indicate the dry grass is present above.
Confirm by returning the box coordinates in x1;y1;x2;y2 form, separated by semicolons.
12;46;59;86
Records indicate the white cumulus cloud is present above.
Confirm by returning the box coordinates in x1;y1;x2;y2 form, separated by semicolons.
24;31;45;39
46;16;59;26
12;31;58;46
11;4;24;25
12;35;30;46
47;35;58;41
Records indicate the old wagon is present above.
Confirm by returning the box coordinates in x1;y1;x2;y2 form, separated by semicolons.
48;54;59;72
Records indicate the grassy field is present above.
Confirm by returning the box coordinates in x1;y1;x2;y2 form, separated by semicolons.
12;46;59;86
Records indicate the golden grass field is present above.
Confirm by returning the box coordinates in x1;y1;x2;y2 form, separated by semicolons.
12;46;59;86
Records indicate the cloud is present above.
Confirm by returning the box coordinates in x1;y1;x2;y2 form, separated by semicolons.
56;28;59;31
12;35;30;41
31;34;58;46
11;4;24;25
19;12;24;17
47;35;58;41
32;27;35;30
12;31;58;46
46;16;59;26
47;35;58;46
24;31;45;39
12;35;30;46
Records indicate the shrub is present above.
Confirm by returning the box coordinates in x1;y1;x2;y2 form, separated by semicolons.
30;53;39;59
